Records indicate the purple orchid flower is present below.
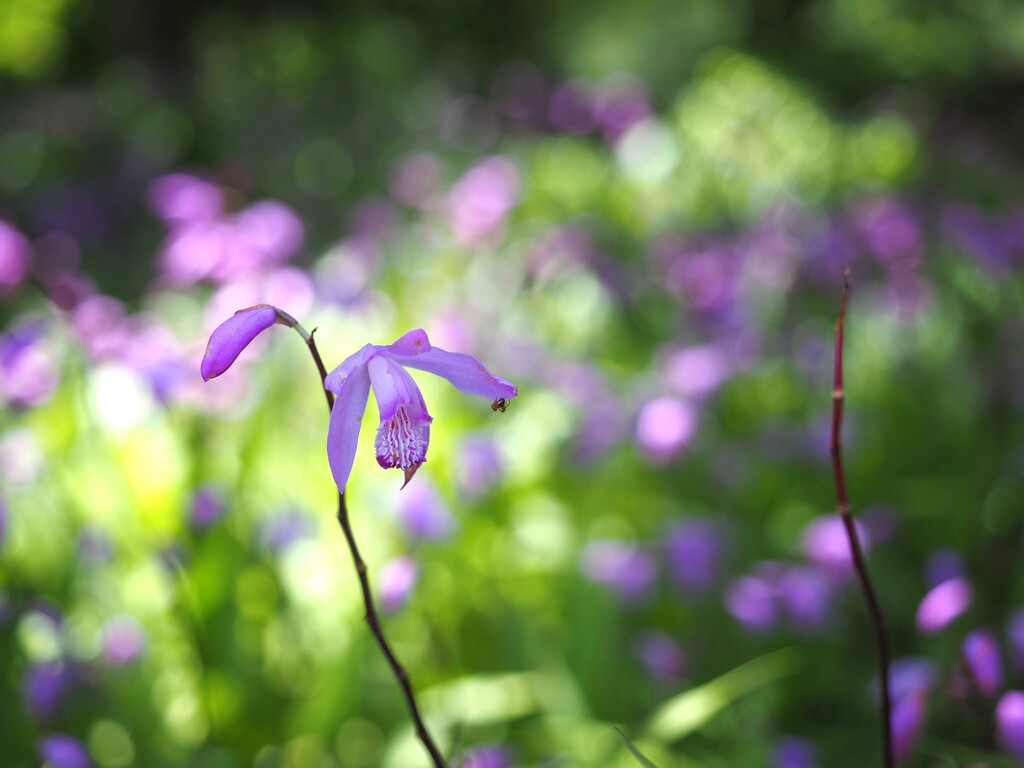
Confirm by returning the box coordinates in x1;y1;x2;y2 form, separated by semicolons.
200;304;299;381
324;328;516;493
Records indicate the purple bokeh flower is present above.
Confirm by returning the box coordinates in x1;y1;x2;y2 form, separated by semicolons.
916;577;973;634
76;527;113;565
200;305;294;381
148;173;223;225
395;478;456;540
580;540;657;603
324;328;516;493
771;736;818;768
801;515;870;579
924;548;964;588
593;76;650;145
548;79;596;134
0;220;32;291
777;566;832;634
0;323;60;408
101;616;146;667
664;519;723;594
1008;607;1024;673
633;630;686;681
446;156;520;247
462;745;512;768
260;510;314;554
635;396;698;464
38;734;93;768
892;691;927;762
457;435;504;499
997;690;1024;760
23;662;73;720
963;628;1003;697
725;563;784;633
378;556;419;613
189;484;227;530
661;344;730;399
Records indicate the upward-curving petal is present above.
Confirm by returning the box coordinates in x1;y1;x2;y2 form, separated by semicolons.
325;343;377;395
326;363;372;495
201;305;278;381
386;328;431;357
389;346;518;401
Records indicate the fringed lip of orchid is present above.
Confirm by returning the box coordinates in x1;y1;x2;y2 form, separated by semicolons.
325;328;517;494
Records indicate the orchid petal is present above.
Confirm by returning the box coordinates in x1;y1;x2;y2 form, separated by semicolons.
387;328;431;357
368;356;430;422
389;346;517;401
325;343;377;395
326;363;371;495
201;306;278;381
368;356;431;475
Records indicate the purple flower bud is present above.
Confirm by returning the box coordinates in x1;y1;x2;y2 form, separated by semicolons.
580;541;657;604
200;305;285;381
997;690;1024;760
892;692;927;762
462;745;512;768
102;616;146;667
633;630;686;681
189;484;227;530
664;519;722;594
771;737;818;768
963;628;1003;697
378;556;418;613
396;478;456;540
916;577;972;634
38;733;93;768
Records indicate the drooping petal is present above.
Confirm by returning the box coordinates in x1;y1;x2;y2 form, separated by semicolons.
200;306;278;381
386;328;431;357
325;343;377;395
368;356;431;476
368;355;429;422
388;346;517;401
326;362;371;494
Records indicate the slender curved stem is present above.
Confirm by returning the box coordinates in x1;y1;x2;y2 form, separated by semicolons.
300;326;447;768
830;271;893;768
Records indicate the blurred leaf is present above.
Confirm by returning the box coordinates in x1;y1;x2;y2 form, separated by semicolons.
615;727;659;768
643;648;800;742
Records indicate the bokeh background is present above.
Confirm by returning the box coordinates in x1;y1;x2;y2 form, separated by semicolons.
2;1;1024;766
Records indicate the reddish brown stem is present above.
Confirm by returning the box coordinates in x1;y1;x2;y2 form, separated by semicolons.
304;332;447;768
830;271;894;768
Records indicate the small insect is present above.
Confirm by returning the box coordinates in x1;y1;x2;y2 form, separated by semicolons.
491;398;509;413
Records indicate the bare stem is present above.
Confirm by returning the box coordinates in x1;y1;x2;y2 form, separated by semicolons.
830;270;893;768
302;329;447;768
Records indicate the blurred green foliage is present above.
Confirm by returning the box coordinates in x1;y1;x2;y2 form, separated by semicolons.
2;1;1024;768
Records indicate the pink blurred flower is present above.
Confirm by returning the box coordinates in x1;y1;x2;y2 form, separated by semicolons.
916;577;973;634
0;220;32;291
